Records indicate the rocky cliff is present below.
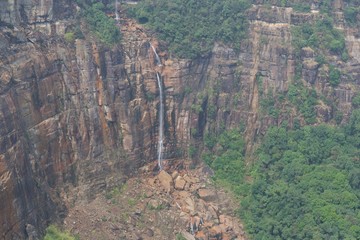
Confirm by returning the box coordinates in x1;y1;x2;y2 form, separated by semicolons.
0;0;360;239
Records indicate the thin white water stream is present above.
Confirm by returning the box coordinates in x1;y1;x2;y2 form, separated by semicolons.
115;0;120;21
156;72;164;170
151;44;164;170
151;45;162;66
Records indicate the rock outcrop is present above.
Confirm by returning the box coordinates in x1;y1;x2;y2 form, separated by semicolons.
64;161;247;240
0;0;360;239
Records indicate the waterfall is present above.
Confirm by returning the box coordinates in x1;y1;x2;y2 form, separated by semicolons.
151;45;162;66
115;0;120;21
156;72;164;170
150;44;164;170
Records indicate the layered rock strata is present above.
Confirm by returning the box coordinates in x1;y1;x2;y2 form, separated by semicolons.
0;1;359;238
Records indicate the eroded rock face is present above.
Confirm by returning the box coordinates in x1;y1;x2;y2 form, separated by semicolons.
0;0;74;25
63;162;247;240
0;1;360;239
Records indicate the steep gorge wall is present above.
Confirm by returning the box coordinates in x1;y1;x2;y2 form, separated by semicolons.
0;0;360;239
0;8;171;239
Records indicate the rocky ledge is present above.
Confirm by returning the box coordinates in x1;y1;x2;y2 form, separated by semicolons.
64;160;247;240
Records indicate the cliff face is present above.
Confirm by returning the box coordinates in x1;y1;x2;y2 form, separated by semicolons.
0;0;73;26
0;6;158;238
1;0;360;239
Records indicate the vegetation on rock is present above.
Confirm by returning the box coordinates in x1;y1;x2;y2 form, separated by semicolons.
77;1;121;46
203;110;360;239
43;225;78;240
127;0;251;58
344;0;360;27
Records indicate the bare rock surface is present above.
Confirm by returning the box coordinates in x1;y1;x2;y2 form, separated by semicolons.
157;170;174;193
1;1;360;238
64;160;247;240
175;176;187;190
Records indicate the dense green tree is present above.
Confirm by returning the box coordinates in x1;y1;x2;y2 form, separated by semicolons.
127;0;250;58
241;121;360;239
203;110;360;240
81;2;121;46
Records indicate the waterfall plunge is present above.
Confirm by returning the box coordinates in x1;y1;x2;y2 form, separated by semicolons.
156;73;164;170
151;45;162;66
151;45;164;170
115;0;120;21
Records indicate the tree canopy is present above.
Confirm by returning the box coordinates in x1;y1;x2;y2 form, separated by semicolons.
128;0;251;58
242;122;360;239
203;110;360;240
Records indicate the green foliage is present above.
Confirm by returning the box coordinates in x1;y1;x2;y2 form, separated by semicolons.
344;109;360;147
259;90;281;119
204;132;217;150
105;183;127;200
189;145;197;158
175;233;187;240
128;0;251;58
292;17;346;56
82;2;121;46
291;3;311;12
352;94;360;108
202;108;360;240
44;225;77;240
287;84;318;124
344;6;360;26
241;121;360;240
191;103;203;114
202;129;246;194
344;0;360;27
329;65;341;87
334;110;343;124
64;32;75;43
291;15;347;87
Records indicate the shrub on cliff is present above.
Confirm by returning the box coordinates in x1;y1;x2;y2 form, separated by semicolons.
343;0;360;28
127;0;250;58
44;225;77;240
64;32;75;43
81;2;121;46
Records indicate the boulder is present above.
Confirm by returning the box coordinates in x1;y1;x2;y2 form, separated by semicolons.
179;231;196;240
172;170;179;179
198;188;217;202
175;176;187;190
183;175;199;184
209;225;223;238
184;197;195;214
195;231;207;240
157;170;173;193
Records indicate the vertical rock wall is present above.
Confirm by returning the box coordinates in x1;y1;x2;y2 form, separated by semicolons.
0;0;360;239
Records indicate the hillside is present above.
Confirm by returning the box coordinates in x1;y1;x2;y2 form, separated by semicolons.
0;0;359;239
